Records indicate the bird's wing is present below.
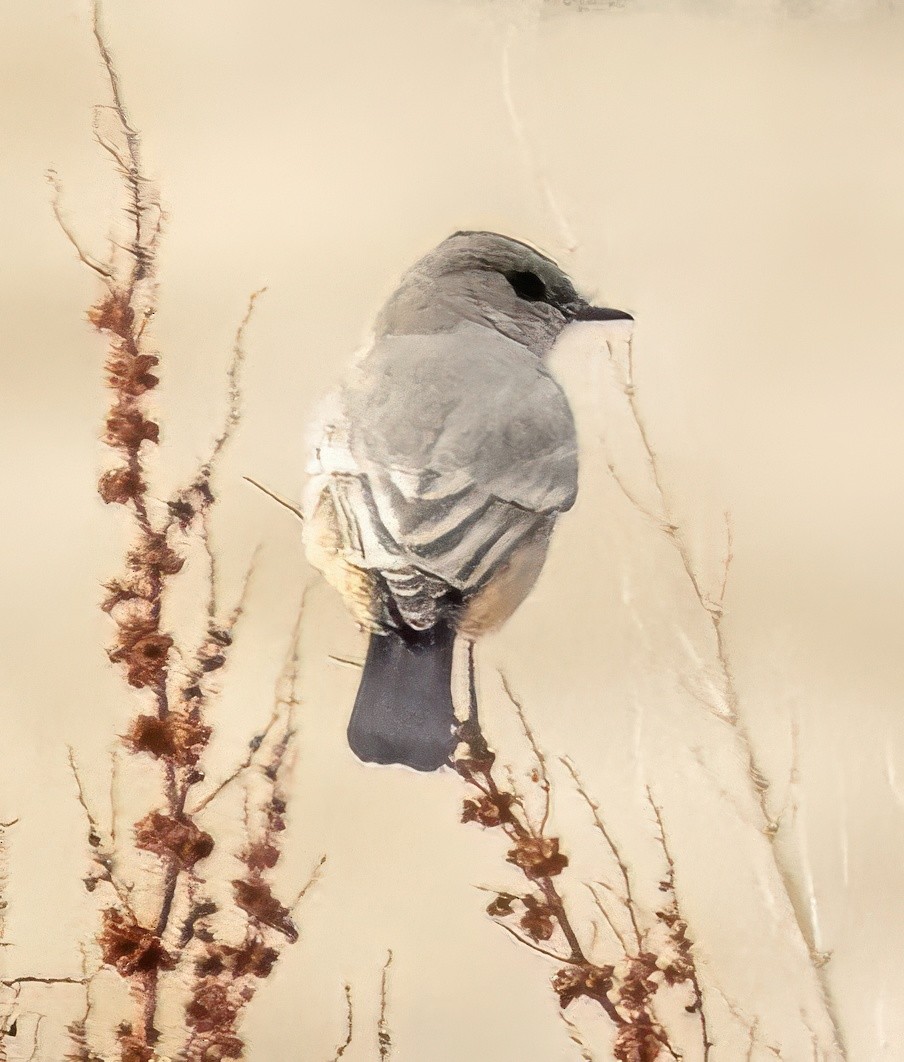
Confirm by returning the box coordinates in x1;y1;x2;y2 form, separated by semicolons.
335;323;578;591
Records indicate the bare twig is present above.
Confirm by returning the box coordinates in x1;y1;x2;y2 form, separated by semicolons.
0;977;86;988
561;1012;595;1061
330;984;353;1061
499;672;551;834
292;855;328;913
189;701;284;816
562;756;643;950
585;882;629;953
25;1013;45;1062
495;920;575;964
605;335;847;1056
328;655;364;669
205;288;266;471
378;951;393;1060
67;748;133;913
646;787;710;1061
243;476;305;523
46;171;114;282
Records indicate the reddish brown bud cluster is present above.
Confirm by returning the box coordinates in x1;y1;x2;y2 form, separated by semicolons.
196;940;279;980
100;909;174;978
552;963;616;1009
657;903;696;988
99;466;145;505
105;403;159;449
108;616;173;689
186;980;247;1058
231;879;297;943
106;349;159;397
125;711;212;766
461;790;514;828
128;531;184;578
135;811;214;870
613;1020;663;1062
618;952;660;1013
520;894;556;942
506;836;568;880
117;1027;155;1062
88;291;135;338
486;892;516;917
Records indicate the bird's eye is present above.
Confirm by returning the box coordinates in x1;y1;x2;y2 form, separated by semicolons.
505;270;547;302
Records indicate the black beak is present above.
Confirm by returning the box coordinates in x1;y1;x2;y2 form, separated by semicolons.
569;302;634;322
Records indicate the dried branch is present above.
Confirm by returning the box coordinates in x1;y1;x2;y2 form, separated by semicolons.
378;951;393;1060
25;1014;45;1062
46;170;114;282
646;787;710;1061
206;287;266;471
562;756;642;951
293;855;328;913
43;7;314;1059
499;672;551;835
243;476;306;523
0;819;14;945
456;683;688;1059
603;335;847;1056
67;748;134;913
330;984;353;1061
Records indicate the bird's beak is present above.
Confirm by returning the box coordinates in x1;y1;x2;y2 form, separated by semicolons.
569;301;633;323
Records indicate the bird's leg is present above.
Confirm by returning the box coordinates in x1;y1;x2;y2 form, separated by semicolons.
466;639;478;729
454;639;493;765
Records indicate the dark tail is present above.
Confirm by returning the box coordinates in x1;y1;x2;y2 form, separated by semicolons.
348;622;457;772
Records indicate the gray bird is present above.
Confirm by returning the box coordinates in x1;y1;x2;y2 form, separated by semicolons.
303;231;632;771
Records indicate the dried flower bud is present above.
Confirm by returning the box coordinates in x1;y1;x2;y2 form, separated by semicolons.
552;963;615;1009
245;842;280;871
99;467;144;505
232;879;298;942
88;291;134;337
506;836;568;880
100;909;174;977
107;350;159;396
109;629;173;689
134;811;214;869
105;405;159;449
461;791;514;828
128;532;183;576
520;894;555;941
613;1020;662;1062
486;892;516;918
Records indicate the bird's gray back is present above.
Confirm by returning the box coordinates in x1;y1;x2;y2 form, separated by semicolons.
329;321;577;597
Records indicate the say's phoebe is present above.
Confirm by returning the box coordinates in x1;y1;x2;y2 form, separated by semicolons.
303;231;632;771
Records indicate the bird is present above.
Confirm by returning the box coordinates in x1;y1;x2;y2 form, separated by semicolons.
302;231;632;772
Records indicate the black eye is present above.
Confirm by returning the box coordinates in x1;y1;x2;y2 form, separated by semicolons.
505;270;547;302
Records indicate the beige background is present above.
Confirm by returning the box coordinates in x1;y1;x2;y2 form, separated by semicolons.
2;0;903;1059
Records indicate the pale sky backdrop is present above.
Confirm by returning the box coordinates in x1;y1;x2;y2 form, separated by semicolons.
1;1;903;1059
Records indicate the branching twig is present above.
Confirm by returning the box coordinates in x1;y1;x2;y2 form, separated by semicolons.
46;7;313;1059
562;756;643;951
46;171;114;283
293;855;328;913
243;476;306;523
378;951;393;1060
646;787;710;1061
604;335;847;1056
330;984;353;1061
499;672;551;835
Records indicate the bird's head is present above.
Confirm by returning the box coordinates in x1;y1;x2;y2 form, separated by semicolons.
375;230;632;355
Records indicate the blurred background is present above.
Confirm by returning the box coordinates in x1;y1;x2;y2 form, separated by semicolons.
1;0;903;1058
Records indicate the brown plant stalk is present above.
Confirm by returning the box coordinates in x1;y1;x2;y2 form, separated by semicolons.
603;336;846;1056
456;656;715;1061
43;4;317;1058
